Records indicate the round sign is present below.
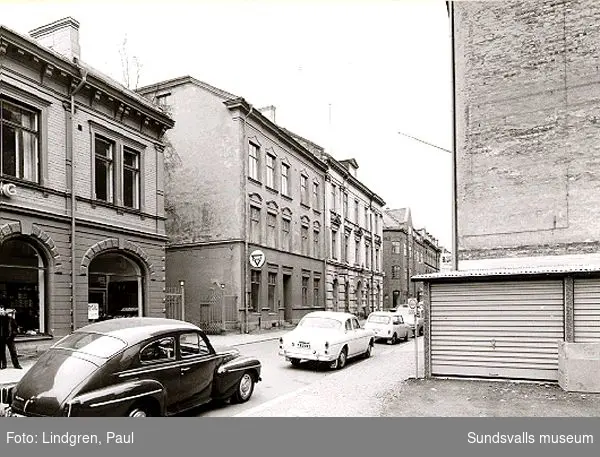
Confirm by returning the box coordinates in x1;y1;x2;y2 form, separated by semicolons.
408;298;418;309
249;249;266;268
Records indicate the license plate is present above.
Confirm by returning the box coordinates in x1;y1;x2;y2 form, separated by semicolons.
298;342;310;349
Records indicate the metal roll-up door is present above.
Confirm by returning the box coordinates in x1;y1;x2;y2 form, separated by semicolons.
573;278;600;343
430;280;564;381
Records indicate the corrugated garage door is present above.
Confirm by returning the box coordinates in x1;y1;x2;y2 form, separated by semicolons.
430;280;564;381
573;278;600;343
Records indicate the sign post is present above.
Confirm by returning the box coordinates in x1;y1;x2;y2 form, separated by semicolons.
408;298;418;378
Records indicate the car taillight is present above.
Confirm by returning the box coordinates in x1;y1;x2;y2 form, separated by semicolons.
279;337;283;344
324;341;329;349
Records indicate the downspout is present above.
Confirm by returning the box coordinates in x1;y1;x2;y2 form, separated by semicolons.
450;1;458;270
242;104;254;333
69;61;88;331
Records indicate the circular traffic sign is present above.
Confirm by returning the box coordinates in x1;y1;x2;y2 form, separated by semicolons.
408;298;417;309
249;249;266;268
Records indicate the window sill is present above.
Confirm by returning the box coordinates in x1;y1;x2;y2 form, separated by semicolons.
91;198;144;216
248;177;262;186
281;194;293;201
266;186;278;195
300;202;310;210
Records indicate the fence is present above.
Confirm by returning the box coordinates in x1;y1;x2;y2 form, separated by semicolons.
164;285;185;321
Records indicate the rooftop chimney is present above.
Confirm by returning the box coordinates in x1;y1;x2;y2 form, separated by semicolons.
29;17;81;61
258;105;276;123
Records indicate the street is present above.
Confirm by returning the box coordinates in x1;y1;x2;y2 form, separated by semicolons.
186;336;425;417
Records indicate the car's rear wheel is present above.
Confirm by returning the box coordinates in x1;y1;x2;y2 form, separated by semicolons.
127;401;155;417
390;333;398;345
404;331;409;342
330;347;348;370
231;372;255;404
364;340;373;358
290;358;301;367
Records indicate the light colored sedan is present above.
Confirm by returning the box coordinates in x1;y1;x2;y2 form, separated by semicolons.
364;311;411;344
278;311;375;370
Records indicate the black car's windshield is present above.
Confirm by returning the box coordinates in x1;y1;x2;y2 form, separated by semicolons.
53;332;127;358
298;317;341;329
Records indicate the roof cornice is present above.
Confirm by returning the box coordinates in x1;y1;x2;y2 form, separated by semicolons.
325;154;385;206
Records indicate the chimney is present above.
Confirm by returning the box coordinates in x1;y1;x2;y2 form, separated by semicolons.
29;17;81;61
258;105;276;123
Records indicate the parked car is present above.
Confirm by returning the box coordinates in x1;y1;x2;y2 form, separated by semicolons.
3;318;261;417
391;306;424;336
364;311;411;344
279;311;375;370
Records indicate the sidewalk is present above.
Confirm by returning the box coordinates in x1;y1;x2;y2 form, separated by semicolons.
0;327;291;387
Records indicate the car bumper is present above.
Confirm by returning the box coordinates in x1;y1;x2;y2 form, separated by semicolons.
279;349;337;362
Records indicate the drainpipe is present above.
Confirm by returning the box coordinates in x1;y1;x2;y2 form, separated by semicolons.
242;103;254;333
450;1;458;270
69;61;88;332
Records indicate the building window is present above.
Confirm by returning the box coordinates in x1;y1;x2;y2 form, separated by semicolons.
403;242;407;256
123;147;140;209
250;206;261;244
313;182;320;210
375;248;380;271
281;163;290;196
331;184;337;212
301;175;308;205
94;135;114;202
392;265;401;279
354;199;359;223
282;218;291;251
313;230;320;258
0;98;39;182
302;276;309;307
268;272;276;312
249;142;259;181
392;241;401;254
313;278;320;307
365;243;371;269
250;270;261;312
267;212;277;247
343;233;349;263
301;225;309;255
355;239;360;265
266;154;275;189
364;206;369;229
331;230;338;260
343;193;348;219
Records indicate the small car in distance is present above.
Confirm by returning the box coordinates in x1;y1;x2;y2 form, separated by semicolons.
4;318;262;417
279;311;375;370
392;306;424;337
364;311;411;344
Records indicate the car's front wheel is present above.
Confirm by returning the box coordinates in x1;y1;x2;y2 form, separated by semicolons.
231;372;255;404
127;402;155;417
364;340;373;358
290;358;301;367
390;333;398;345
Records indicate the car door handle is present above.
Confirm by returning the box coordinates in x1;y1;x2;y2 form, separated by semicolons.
181;367;191;373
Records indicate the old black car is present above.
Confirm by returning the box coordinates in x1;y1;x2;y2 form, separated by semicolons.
4;318;262;417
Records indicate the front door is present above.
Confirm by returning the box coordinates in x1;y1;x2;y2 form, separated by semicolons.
176;331;219;411
283;274;292;323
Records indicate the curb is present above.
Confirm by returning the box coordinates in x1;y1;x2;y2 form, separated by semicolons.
230;335;283;346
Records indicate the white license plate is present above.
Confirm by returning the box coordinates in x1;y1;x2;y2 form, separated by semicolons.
298;342;310;349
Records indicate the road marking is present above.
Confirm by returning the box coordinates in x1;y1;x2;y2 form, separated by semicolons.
234;383;314;417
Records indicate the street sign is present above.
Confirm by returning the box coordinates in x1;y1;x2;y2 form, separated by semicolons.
249;249;266;268
88;302;99;320
408;298;417;309
407;298;419;378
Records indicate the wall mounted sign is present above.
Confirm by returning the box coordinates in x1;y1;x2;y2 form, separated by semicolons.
249;249;266;268
0;182;17;198
88;302;99;320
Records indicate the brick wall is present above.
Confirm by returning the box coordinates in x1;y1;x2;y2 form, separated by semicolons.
455;0;600;261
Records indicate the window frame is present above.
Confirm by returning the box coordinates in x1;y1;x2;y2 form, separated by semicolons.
266;153;276;189
122;146;141;209
139;336;176;365
281;163;290;196
179;331;211;358
248;142;260;181
93;134;115;203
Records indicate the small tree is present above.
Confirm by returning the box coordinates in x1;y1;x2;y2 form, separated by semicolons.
119;35;142;90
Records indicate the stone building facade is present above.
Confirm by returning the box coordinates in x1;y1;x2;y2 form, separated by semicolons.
0;18;173;343
137;77;328;331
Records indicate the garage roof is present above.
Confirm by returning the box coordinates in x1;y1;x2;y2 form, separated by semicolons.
412;264;600;282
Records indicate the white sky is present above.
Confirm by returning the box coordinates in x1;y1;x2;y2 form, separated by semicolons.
1;0;453;249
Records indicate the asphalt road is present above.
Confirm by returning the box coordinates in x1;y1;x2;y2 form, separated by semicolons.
186;336;425;417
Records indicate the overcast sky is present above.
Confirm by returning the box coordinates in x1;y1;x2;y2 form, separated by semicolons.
2;0;453;249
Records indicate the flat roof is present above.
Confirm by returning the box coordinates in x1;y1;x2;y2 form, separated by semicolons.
412;264;600;282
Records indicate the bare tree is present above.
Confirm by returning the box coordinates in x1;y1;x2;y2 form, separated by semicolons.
119;35;142;90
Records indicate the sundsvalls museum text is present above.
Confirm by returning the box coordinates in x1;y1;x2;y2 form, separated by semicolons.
6;431;134;446
467;432;594;445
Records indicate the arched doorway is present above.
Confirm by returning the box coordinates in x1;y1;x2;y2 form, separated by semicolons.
393;290;400;308
344;281;350;313
0;238;47;335
332;278;339;312
365;282;370;314
88;252;145;321
355;280;362;316
375;284;380;311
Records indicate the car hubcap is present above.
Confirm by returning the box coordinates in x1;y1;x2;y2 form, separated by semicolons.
239;374;252;399
129;409;147;417
339;351;346;367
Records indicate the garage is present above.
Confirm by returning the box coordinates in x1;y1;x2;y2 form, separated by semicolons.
573;278;600;343
428;279;565;381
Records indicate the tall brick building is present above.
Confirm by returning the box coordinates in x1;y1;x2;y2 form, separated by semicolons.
382;208;440;308
453;0;600;268
137;77;328;332
0;18;173;342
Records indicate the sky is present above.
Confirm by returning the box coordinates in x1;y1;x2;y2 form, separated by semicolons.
1;0;453;249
